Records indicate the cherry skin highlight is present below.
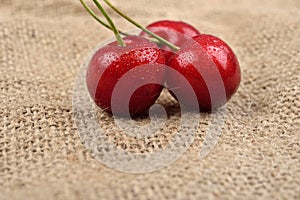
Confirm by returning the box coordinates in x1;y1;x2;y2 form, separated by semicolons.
166;34;241;111
140;20;201;60
86;36;166;117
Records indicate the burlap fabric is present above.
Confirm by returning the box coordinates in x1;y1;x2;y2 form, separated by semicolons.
1;0;299;199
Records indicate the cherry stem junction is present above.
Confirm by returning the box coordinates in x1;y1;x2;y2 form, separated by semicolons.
91;0;125;46
102;0;180;51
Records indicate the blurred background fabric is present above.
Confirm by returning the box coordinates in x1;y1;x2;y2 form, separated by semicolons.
0;0;299;199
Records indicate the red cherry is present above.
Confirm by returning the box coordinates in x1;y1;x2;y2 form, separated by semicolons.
86;36;166;117
166;34;241;111
140;20;201;60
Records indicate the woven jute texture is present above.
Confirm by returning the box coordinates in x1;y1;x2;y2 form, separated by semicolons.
1;0;299;199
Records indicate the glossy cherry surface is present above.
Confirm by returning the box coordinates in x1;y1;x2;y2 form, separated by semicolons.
166;34;241;111
140;20;201;60
86;36;166;117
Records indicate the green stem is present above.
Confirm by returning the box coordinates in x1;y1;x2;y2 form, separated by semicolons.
102;0;180;51
79;0;129;36
92;0;125;46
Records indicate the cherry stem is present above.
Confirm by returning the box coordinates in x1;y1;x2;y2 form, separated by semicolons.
91;0;125;46
80;0;129;36
79;0;161;44
102;0;180;51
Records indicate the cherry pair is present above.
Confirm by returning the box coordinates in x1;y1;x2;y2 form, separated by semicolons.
81;1;241;117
